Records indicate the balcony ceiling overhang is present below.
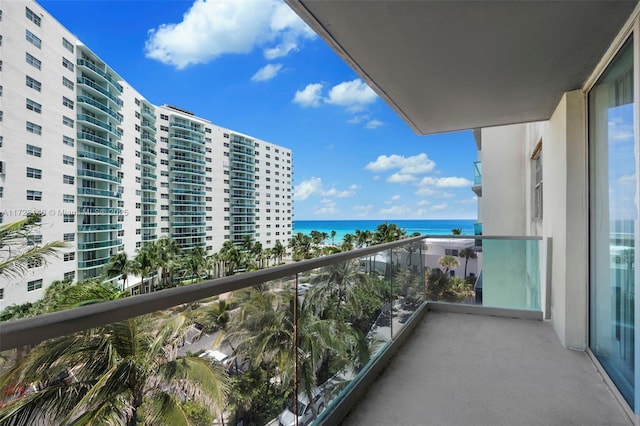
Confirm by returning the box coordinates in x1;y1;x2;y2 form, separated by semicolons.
286;0;638;135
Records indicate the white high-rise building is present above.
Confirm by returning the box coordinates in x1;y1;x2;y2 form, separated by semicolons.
0;1;293;307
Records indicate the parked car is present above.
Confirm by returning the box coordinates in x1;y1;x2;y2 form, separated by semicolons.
278;388;325;426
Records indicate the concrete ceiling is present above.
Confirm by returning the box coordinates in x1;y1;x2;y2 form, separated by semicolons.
286;1;638;135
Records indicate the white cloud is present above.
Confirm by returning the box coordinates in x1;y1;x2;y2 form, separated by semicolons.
417;200;430;206
352;204;374;217
324;184;359;198
293;83;323;107
366;154;436;175
145;0;315;69
347;114;370;124
325;79;378;111
431;203;448;211
415;187;439;196
618;174;636;185
385;195;401;204
314;199;338;215
418;176;472;188
293;177;358;200
379;205;410;216
387;173;417;183
365;120;384;129
294;177;322;200
457;197;478;204
251;63;283;82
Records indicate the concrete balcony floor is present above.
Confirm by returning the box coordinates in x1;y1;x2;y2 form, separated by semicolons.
342;311;632;426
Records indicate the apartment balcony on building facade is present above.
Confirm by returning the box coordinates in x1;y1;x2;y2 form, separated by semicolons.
75;46;124;281
0;236;632;425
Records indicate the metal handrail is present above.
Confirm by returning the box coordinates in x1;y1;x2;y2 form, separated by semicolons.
0;234;540;350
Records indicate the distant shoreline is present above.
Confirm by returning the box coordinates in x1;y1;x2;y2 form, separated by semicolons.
292;219;477;245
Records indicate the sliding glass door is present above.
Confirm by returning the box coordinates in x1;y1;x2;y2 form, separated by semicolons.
589;37;637;410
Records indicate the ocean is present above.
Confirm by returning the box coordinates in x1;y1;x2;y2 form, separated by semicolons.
293;219;476;244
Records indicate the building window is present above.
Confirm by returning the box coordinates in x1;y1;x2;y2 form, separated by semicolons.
27;279;43;292
62;37;74;53
63;233;75;242
26;53;41;70
27;235;42;245
26;144;41;157
63;214;74;223
25;29;41;48
26;99;42;113
63;194;74;203
63;252;75;261
62;97;74;109
62;155;74;165
26;167;42;179
26;76;41;92
62;116;74;128
62;76;74;90
26;190;42;201
25;7;41;26
0;288;3;300
64;271;75;280
26;121;42;135
62;57;74;71
63;175;74;184
63;135;74;147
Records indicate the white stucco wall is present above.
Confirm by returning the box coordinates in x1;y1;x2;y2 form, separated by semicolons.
481;124;527;236
545;90;588;350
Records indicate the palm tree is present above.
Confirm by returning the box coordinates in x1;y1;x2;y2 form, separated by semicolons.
104;252;133;290
272;240;285;265
0;314;230;425
438;255;460;274
342;233;355;251
222;287;364;412
330;230;337;246
289;233;312;261
0;214;67;279
131;244;158;294
157;237;182;287
451;228;463;235
458;248;477;278
185;246;207;284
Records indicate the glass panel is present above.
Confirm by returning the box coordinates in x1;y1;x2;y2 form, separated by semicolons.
589;37;636;410
425;237;541;311
391;242;425;338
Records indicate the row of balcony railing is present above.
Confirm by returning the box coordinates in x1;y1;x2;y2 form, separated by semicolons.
0;236;544;426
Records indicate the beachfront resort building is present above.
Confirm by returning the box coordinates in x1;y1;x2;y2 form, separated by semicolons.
286;0;640;421
0;0;293;306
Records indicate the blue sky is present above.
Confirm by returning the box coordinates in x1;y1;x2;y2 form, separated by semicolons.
40;0;478;220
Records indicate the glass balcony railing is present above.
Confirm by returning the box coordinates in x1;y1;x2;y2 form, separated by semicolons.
77;96;122;123
474;160;482;185
77;132;121;153
76;256;111;269
424;236;541;312
77;59;123;93
474;222;483;236
78;169;121;184
0;236;543;426
77;150;120;167
77;188;121;198
77;77;123;107
77;239;122;250
77;114;121;138
78;223;122;231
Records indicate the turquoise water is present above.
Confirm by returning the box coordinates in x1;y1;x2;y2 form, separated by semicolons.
293;219;476;244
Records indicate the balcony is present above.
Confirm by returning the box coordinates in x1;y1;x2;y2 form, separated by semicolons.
472;160;482;196
77;132;121;153
0;236;631;426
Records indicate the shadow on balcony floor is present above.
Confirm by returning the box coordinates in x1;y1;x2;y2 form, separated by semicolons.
341;311;631;426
